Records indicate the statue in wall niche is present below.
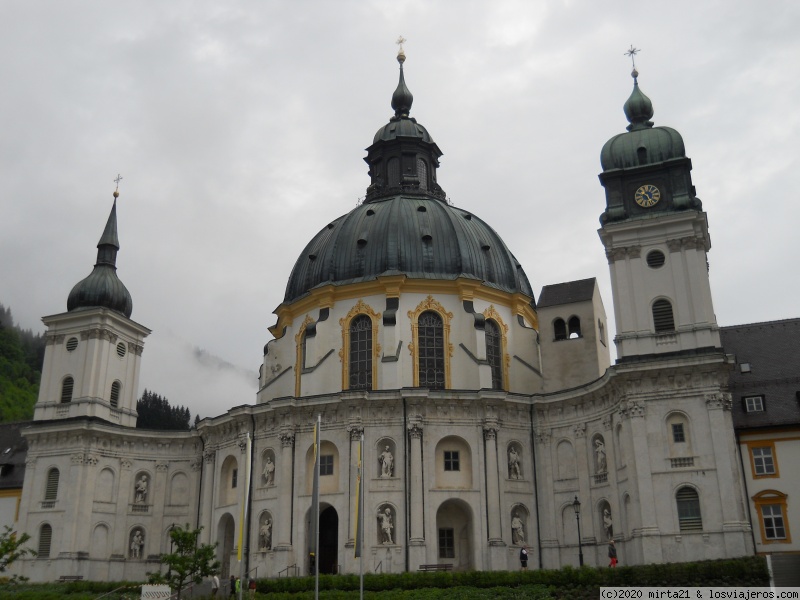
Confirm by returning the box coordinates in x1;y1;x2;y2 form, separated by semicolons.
603;508;613;540
262;455;275;486
511;512;525;545
508;446;521;479
260;519;272;550
130;530;144;559
595;439;607;474
378;508;394;544
135;475;148;503
379;446;394;478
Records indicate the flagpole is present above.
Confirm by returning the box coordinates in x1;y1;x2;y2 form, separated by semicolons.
359;432;364;600
315;414;321;600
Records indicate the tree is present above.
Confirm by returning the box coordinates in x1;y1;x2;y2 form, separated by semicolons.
136;389;192;430
149;524;219;599
0;526;34;578
0;303;44;423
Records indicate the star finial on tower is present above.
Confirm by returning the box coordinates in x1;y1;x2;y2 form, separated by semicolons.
625;45;641;80
113;174;123;199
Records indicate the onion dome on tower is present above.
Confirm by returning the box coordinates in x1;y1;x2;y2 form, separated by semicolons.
598;66;702;223
67;188;133;318
283;49;534;305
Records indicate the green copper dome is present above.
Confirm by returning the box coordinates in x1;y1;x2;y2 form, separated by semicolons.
67;199;133;318
283;196;534;303
600;71;686;171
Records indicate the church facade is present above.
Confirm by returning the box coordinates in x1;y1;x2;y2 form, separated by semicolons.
13;50;754;582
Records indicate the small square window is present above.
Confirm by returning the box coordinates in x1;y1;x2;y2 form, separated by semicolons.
752;446;776;476
444;451;460;472
438;527;455;558
745;396;764;412
320;455;334;476
739;363;751;373
672;423;685;443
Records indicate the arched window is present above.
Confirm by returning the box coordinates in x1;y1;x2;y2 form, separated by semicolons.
554;318;567;341
38;524;53;558
417;158;428;190
485;319;503;390
348;314;373;390
294;315;314;398
61;377;74;403
676;486;702;532
653;299;675;332
110;381;121;408
418;311;445;389
568;316;581;339
45;468;60;502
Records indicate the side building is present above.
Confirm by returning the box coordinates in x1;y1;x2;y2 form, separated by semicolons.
722;320;800;583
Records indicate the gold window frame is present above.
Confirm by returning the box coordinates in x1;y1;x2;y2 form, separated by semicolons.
339;299;381;391
482;305;510;391
294;315;314;397
745;440;780;479
408;295;453;388
753;490;791;544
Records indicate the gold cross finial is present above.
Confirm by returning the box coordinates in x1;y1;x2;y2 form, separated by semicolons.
113;174;123;199
396;35;407;64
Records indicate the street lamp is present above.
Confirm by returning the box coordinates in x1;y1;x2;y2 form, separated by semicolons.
572;496;584;566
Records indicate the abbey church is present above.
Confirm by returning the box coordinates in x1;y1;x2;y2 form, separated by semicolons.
11;46;791;582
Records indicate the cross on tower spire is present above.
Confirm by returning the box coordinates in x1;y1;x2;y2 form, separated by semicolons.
625;45;641;80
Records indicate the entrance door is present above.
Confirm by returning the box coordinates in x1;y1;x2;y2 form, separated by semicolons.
319;506;339;574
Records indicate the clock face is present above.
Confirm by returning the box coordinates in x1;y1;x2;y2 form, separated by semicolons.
635;184;661;207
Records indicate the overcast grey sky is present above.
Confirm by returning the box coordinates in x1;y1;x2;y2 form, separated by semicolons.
1;1;798;420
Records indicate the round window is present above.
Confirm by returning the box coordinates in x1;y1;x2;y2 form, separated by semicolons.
116;342;127;358
646;250;666;269
66;337;79;352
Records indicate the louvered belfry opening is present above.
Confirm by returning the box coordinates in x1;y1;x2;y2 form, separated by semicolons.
652;299;675;332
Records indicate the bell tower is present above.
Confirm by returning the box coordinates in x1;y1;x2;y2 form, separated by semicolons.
598;58;720;360
34;184;150;426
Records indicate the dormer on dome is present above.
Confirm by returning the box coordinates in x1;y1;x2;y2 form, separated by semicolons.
67;191;133;318
598;68;701;223
364;49;446;202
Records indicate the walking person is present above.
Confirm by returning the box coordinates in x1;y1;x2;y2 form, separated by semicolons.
519;545;529;570
608;539;618;568
229;575;236;597
248;578;257;599
211;573;219;597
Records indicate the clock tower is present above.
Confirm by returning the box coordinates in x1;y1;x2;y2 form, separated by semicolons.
598;67;721;360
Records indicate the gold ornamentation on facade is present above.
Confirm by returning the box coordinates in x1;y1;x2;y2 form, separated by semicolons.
270;276;537;339
339;299;382;391
408;295;453;388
